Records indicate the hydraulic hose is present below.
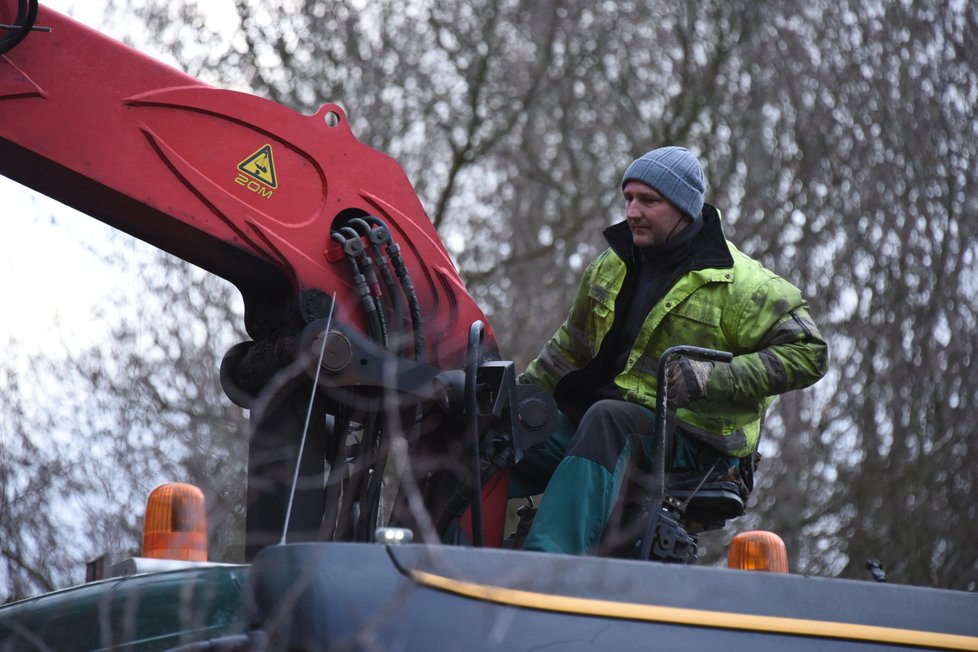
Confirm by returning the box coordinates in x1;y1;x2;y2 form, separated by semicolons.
345;218;390;349
331;228;383;345
0;0;38;55
363;215;425;363
363;221;406;355
386;237;425;363
321;406;352;540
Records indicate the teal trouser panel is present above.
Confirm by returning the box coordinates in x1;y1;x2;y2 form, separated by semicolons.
515;400;656;555
521;439;633;555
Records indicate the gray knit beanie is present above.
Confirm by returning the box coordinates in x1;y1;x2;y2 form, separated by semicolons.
621;146;705;222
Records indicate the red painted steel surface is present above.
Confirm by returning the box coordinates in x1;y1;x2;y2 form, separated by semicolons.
0;5;494;368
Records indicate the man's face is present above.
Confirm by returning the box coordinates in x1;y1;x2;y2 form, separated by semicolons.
623;180;690;248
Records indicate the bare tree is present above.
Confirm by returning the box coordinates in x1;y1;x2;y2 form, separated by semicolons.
1;213;248;600
68;241;250;564
699;1;978;589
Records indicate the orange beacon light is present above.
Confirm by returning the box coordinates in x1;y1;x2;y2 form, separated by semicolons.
728;530;789;573
142;482;208;562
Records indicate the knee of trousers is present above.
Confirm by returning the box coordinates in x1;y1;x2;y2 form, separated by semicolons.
564;399;654;473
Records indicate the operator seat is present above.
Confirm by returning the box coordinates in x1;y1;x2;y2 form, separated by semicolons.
598;442;756;559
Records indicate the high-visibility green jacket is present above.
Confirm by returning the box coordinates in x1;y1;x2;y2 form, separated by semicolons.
522;205;828;458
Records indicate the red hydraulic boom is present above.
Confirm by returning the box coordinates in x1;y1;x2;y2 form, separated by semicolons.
0;5;488;354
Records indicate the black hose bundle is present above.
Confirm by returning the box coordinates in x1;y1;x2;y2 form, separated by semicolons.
328;214;426;541
362;215;425;363
330;214;424;359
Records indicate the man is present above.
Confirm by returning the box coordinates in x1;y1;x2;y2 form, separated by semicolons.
512;146;828;555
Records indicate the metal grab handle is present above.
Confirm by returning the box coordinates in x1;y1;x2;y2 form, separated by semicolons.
640;345;733;560
465;321;485;547
653;345;733;495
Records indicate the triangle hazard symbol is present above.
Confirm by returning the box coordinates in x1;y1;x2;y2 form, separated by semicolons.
237;144;278;188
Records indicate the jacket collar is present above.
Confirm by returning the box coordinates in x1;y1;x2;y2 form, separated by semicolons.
603;203;733;270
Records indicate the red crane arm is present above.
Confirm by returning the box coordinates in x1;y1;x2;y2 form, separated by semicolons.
0;5;493;366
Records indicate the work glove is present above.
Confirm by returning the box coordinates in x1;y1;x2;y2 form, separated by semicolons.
666;358;714;409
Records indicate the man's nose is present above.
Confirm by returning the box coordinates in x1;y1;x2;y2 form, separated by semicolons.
625;200;641;218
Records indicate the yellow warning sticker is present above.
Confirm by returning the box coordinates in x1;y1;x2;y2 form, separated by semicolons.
237;144;278;188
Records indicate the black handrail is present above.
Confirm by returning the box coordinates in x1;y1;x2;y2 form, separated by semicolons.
465;321;485;546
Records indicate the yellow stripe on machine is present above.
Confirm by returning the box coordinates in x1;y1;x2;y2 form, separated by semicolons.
409;569;978;651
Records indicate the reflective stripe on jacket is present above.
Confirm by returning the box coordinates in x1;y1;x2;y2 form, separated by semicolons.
522;207;828;458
